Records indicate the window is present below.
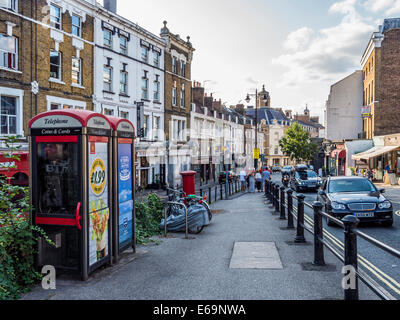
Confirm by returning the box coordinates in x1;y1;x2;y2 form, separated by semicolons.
143;114;149;138
71;57;81;85
180;60;185;77
120;35;128;55
120;111;129;119
180;88;185;107
71;14;81;37
120;71;128;94
104;108;114;116
172;87;177;106
0;34;17;70
104;29;112;48
141;77;148;100
153;116;160;140
103;66;113;92
0;95;17;135
153;81;160;101
50;51;61;80
1;0;17;11
153;52;159;67
172;57;177;73
50;103;61;110
141;46;148;62
50;4;62;30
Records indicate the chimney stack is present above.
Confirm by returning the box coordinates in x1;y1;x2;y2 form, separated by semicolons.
104;0;117;13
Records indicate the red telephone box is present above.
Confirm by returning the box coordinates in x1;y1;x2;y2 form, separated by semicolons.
29;110;112;280
108;116;136;262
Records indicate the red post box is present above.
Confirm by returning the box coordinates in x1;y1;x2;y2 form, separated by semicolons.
180;171;196;196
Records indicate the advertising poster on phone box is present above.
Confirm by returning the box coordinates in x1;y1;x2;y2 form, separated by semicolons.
118;143;133;248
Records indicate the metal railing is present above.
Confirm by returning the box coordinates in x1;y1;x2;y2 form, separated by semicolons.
265;180;400;300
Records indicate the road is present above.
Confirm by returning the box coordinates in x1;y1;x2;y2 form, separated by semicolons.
270;173;400;299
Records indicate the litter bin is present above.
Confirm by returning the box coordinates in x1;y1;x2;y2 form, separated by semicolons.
180;171;196;196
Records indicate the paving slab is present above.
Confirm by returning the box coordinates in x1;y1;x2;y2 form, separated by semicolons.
229;242;283;269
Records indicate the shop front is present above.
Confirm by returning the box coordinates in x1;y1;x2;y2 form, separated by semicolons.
330;147;346;176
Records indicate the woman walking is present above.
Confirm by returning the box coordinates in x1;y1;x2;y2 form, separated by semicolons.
249;172;256;193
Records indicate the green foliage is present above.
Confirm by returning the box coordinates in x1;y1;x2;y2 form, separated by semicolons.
279;122;319;163
135;193;163;244
0;136;52;300
349;167;356;175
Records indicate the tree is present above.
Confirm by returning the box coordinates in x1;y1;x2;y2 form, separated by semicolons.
279;122;318;164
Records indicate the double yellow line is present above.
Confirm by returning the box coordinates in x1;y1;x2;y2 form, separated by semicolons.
302;214;400;296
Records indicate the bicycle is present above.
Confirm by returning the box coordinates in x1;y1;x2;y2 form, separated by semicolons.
166;188;212;234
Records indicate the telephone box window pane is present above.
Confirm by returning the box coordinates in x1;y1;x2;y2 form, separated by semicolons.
37;143;80;215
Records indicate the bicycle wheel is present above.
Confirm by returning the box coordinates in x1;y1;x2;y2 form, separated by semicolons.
188;225;204;234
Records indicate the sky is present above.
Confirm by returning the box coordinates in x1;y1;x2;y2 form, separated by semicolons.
104;0;400;123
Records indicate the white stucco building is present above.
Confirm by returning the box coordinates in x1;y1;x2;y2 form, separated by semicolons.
92;1;167;188
325;71;363;141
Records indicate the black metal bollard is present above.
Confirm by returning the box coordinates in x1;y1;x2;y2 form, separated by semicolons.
343;215;360;301
269;182;275;206
295;194;306;243
287;189;295;229
215;186;218;202
220;184;223;200
313;201;325;266
280;187;286;220
275;184;280;213
200;188;203;197
209;187;212;203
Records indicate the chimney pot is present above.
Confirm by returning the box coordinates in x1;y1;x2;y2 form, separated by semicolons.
104;0;117;13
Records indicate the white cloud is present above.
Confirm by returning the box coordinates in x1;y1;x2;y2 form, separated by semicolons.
363;0;400;15
272;0;375;88
283;27;314;51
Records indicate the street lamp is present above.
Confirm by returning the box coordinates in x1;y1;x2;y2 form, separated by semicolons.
245;85;268;171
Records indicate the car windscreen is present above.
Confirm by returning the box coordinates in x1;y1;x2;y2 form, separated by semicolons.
297;171;317;180
328;179;377;193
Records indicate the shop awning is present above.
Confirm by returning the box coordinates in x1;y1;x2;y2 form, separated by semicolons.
352;146;399;161
331;149;346;159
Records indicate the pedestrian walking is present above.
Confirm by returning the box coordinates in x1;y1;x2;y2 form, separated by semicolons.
249;172;255;193
255;172;262;192
240;170;247;191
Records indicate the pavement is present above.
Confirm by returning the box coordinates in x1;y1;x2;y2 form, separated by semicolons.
21;191;376;300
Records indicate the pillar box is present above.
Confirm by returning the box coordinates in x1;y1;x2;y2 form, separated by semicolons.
180;171;196;196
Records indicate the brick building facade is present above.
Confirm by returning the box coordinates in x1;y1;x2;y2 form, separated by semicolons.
160;21;195;187
361;18;400;138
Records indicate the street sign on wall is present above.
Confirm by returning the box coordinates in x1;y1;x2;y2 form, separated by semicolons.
253;148;260;160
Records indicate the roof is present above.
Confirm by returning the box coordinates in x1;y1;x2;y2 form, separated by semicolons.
245;108;290;125
29;109;111;129
380;18;400;33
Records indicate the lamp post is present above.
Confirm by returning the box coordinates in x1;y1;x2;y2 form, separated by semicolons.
245;85;268;171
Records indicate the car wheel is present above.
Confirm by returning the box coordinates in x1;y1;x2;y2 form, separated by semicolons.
382;220;393;228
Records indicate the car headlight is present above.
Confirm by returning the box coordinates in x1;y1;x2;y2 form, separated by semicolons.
331;202;346;210
378;201;392;209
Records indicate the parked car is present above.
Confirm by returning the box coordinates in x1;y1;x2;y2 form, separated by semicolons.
272;165;281;173
218;171;236;184
290;167;322;192
317;176;393;227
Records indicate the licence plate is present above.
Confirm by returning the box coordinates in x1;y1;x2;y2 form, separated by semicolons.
308;184;316;188
355;212;374;218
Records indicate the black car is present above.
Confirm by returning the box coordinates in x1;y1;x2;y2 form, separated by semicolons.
272;165;281;173
218;171;235;184
317;177;393;227
290;169;322;192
